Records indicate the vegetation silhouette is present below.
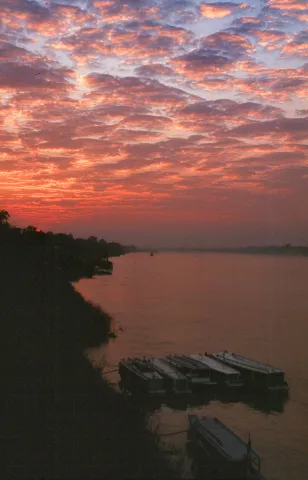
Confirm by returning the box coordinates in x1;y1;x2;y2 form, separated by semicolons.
1;211;181;479
0;211;138;280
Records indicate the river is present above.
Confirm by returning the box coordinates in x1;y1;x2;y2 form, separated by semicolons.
74;251;308;480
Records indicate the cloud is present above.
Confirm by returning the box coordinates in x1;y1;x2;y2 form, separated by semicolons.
1;0;307;244
171;31;253;81
0;62;72;91
225;116;308;142
281;30;308;57
200;2;248;19
135;63;176;77
268;0;307;11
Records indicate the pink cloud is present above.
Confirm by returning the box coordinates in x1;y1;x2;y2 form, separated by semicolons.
1;0;307;244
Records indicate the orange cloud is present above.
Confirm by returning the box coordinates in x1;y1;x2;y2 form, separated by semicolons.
1;0;307;244
200;3;233;18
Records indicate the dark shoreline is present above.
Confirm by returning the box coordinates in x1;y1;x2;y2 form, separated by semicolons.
1;248;180;479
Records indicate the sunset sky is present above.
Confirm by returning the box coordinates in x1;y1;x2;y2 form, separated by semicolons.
1;0;307;247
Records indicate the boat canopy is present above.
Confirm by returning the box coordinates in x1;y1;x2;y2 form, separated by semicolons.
188;415;261;464
167;355;211;371
189;354;240;375
120;359;163;380
149;358;188;380
213;352;283;375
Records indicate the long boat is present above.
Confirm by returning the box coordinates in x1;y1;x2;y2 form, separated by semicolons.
164;355;218;389
146;357;192;394
187;414;264;479
211;351;289;393
188;354;244;389
119;358;165;395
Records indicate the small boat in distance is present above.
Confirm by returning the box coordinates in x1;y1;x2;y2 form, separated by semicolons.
150;252;154;256
212;351;289;393
146;357;192;394
187;414;264;479
165;355;218;389
119;358;165;395
95;266;112;275
95;259;113;275
188;354;244;389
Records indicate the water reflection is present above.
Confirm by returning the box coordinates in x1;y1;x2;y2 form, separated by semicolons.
76;252;308;480
117;383;288;415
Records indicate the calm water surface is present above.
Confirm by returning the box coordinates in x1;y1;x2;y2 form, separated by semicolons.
75;252;308;480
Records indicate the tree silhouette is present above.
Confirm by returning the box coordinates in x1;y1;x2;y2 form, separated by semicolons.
24;225;37;232
0;208;136;275
0;210;10;225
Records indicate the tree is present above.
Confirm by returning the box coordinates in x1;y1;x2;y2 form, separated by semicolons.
88;236;98;243
0;210;10;225
24;226;37;233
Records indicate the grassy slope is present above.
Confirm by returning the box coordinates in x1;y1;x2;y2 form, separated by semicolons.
1;248;180;479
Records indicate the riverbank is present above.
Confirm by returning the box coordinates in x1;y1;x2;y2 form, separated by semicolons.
1;248;181;478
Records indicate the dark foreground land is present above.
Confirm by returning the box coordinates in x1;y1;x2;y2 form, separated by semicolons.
1;248;180;479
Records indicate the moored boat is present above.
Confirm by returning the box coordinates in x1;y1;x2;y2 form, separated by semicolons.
187;414;263;479
146;357;192;394
212;351;289;393
95;259;113;275
188;354;244;389
95;266;112;275
119;358;165;395
165;355;218;389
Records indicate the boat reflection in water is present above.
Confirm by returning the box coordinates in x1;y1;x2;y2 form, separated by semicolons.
118;387;289;415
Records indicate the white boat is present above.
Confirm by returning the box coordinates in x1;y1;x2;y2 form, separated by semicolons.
146;357;192;394
119;358;165;395
188;354;243;389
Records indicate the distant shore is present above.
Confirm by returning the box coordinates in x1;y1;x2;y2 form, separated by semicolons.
139;245;308;257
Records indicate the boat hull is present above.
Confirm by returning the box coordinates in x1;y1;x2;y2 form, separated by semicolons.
119;361;165;395
212;352;289;395
187;416;262;480
147;358;192;394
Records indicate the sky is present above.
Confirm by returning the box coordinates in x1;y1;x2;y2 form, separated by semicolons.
0;0;307;248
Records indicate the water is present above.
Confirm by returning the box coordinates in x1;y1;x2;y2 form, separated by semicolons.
74;252;308;480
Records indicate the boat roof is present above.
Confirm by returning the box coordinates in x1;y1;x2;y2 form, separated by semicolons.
120;359;163;380
148;357;188;380
188;415;260;462
189;354;240;375
213;352;283;375
166;355;211;371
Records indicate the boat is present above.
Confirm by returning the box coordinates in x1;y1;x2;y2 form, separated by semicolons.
164;355;218;389
187;414;263;479
95;266;112;275
146;357;192;394
212;351;289;393
95;259;113;275
119;358;165;395
150;252;154;256
188;354;243;389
